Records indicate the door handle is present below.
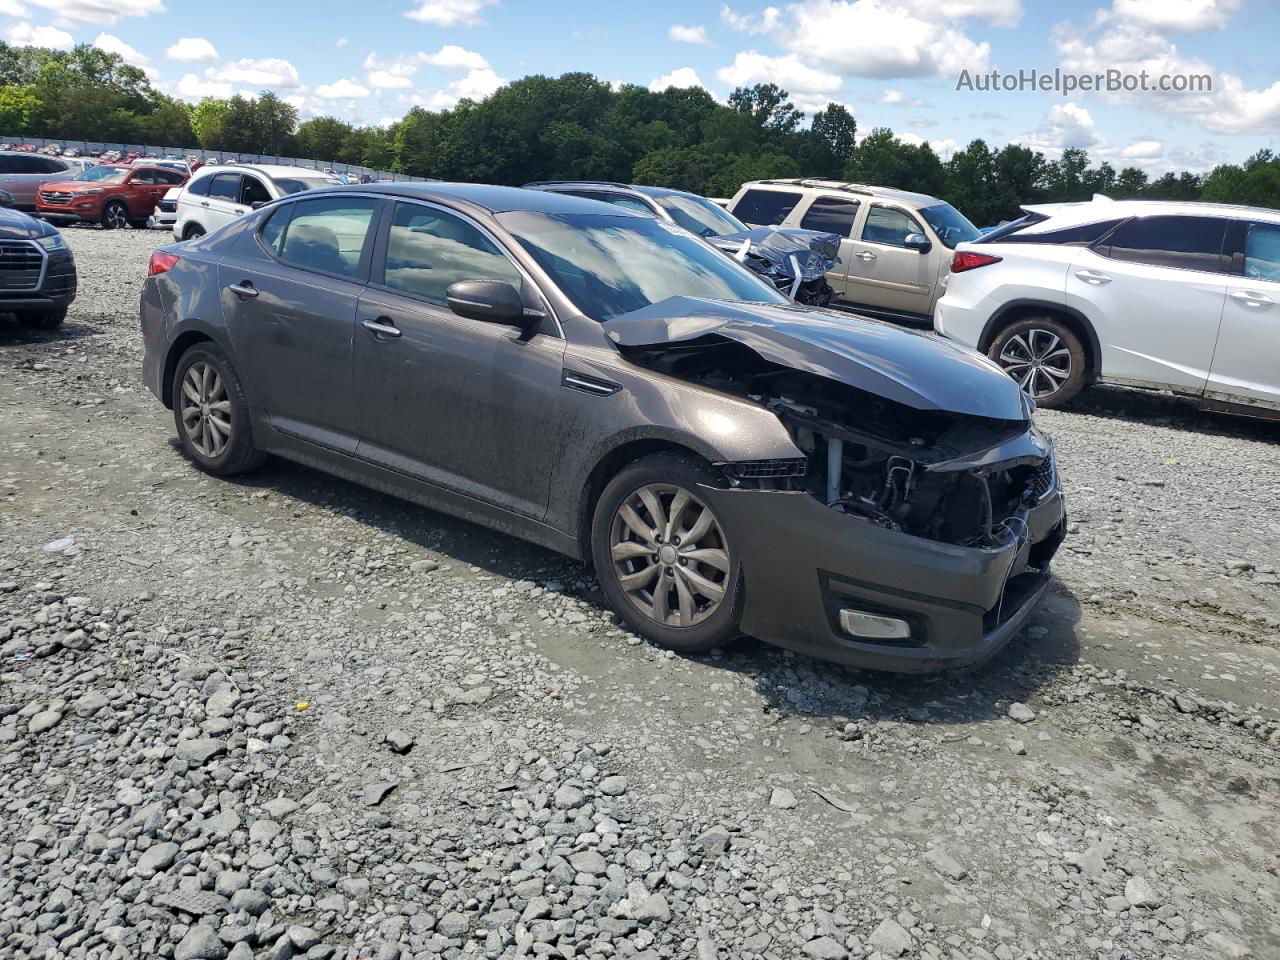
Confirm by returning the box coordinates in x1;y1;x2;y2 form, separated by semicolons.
233;208;244;215
361;317;401;338
200;201;209;207
856;251;877;261
227;282;258;299
1075;269;1111;285
1229;290;1273;307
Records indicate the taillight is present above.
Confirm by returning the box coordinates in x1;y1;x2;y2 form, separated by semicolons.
950;251;1002;273
148;251;179;276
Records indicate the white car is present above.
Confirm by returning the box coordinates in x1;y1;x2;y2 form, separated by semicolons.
173;164;342;240
934;198;1280;419
155;186;180;228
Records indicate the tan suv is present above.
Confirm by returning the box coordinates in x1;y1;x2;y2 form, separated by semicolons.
727;178;981;328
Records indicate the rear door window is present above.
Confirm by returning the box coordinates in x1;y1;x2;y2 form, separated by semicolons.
275;196;378;279
186;174;213;197
207;174;241;202
733;189;802;226
1097;215;1228;273
800;196;860;235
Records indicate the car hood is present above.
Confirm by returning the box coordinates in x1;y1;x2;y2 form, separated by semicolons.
0;205;54;240
41;180;111;193
606;297;1028;421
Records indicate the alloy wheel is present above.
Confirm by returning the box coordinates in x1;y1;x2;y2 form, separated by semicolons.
609;482;730;628
103;203;128;230
180;360;233;459
997;328;1073;400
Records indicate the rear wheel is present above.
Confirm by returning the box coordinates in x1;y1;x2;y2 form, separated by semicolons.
988;316;1087;408
183;223;205;240
100;200;128;230
591;452;743;654
171;342;265;476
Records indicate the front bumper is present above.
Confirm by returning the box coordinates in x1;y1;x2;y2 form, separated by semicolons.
701;480;1066;673
36;210;99;224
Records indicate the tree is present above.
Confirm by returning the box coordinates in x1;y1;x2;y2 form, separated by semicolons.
729;83;804;135
190;98;231;149
0;85;40;132
810;103;857;169
297;116;354;162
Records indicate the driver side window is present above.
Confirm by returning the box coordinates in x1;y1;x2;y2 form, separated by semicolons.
382;201;522;304
1244;222;1280;283
240;176;271;206
861;206;922;247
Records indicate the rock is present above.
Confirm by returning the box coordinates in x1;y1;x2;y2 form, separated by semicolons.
1073;846;1107;878
263;797;298;819
553;784;585;809
1007;702;1036;723
1203;932;1251;958
1125;875;1161;908
633;892;671;922
175;925;229;960
287;926;322;950
385;729;415;754
437;911;469;937
521;896;551;922
769;787;798;809
137;841;179;876
153;890;231;917
923;847;967;881
695;825;732;856
598;774;628;796
362;780;397;806
569;850;608;875
215;871;249;896
1007;738;1027;756
176;738;227;764
869;918;912;957
28;710;63;734
802;936;848;959
230;889;270;916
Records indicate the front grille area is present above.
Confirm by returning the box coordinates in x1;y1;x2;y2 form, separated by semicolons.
0;240;43;290
39;190;72;205
1028;456;1056;501
159;199;177;213
722;458;809;479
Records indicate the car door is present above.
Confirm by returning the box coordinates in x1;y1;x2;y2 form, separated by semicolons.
795;195;861;298
1;154;67;208
353;199;567;520
1208;219;1280;410
124;168;169;218
219;195;381;452
203;172;246;230
842;203;935;315
1065;215;1229;395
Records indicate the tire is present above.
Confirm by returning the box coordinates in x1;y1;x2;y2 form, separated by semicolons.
183;223;206;240
100;200;128;230
591;452;744;654
988;316;1087;408
171;342;266;476
129;219;149;229
17;306;66;330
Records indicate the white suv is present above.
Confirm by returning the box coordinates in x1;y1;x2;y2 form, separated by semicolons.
935;198;1280;418
173;164;341;240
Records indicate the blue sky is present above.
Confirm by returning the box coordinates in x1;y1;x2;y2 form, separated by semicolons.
3;0;1278;173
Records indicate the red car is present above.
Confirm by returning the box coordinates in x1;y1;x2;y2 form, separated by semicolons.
36;164;188;229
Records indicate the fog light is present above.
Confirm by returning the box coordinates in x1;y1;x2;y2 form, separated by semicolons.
839;608;911;641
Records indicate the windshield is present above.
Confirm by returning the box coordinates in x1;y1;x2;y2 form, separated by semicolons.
652;193;748;238
75;165;129;184
919;203;981;249
275;176;342;195
500;212;789;322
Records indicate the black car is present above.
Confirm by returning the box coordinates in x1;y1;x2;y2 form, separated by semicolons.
0;205;76;328
139;183;1065;673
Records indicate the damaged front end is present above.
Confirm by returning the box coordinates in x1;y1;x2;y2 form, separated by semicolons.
707;227;841;307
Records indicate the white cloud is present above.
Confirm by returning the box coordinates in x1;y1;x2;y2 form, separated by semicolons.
404;0;495;27
5;22;73;48
899;0;1021;27
1108;0;1239;32
335;37;348;49
669;24;711;45
717;50;842;111
210;57;303;90
28;0;164;26
177;73;232;99
422;44;489;70
316;77;371;100
368;70;414;90
1119;138;1164;159
423;66;504;109
1013;102;1103;158
93;31;157;76
364;46;490;89
876;89;928;107
165;36;218;62
720;3;781;34
649;67;709;93
0;0;28;16
906;115;936;128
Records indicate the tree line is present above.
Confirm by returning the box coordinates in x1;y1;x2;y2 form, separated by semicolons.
3;41;1278;225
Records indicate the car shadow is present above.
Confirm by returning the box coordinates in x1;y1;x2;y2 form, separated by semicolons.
0;316;98;346
187;449;1082;728
1058;384;1280;444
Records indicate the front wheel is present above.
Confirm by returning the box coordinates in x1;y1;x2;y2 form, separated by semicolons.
591;453;743;654
100;200;128;230
171;342;265;476
17;306;66;330
988;316;1087;408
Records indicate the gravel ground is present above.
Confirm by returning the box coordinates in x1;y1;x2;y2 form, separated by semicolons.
1;226;1278;960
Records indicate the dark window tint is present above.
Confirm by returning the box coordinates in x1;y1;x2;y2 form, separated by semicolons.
240;176;271;205
276;196;376;279
1099;216;1227;272
1244;222;1280;283
207;174;240;201
260;205;290;256
383;202;521;303
36;157;66;174
129;169;160;185
186;174;212;197
800;196;860;235
154;168;186;185
1007;218;1124;247
0;155;17;174
578;191;654;215
733;189;802;226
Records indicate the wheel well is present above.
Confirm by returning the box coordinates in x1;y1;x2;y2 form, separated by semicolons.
577;439;709;568
182;223;204;240
161;331;213;408
982;303;1100;382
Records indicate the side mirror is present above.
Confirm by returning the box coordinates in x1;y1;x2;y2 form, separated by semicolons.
904;232;932;254
446;279;529;328
251;200;268;210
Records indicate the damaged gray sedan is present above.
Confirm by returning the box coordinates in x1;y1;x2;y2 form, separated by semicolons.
140;183;1066;673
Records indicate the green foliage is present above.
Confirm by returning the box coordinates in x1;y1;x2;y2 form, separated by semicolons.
0;85;40;132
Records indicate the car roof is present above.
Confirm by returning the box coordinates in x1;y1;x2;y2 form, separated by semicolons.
193;163;337;180
740;178;942;209
1023;197;1280;225
333;181;643;216
523;180;701;202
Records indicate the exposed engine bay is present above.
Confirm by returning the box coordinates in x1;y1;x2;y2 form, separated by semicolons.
706;227;841;307
619;335;1053;549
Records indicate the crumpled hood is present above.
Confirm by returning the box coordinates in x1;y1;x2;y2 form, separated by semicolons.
0;206;53;241
607;297;1029;422
707;227;841;281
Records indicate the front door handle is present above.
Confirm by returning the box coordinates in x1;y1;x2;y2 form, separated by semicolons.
1230;290;1273;308
227;282;258;299
361;317;401;338
856;251;877;261
200;201;209;207
1075;269;1111;285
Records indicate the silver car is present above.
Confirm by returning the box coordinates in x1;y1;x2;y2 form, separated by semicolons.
0;152;73;210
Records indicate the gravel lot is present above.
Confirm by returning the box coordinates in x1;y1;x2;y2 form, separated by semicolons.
1;226;1278;960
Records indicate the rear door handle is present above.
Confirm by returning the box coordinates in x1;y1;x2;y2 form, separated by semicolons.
1075;269;1111;285
227;282;258;299
1230;290;1273;307
200;201;209;207
856;251;877;261
361;317;401;338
